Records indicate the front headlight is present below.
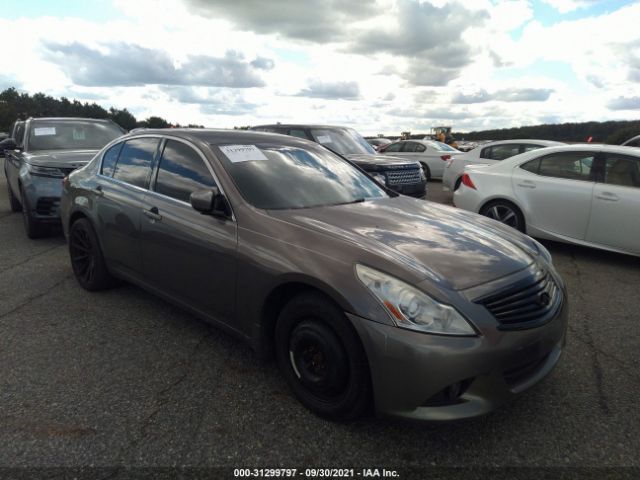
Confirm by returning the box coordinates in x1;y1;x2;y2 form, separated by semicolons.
355;264;477;336
27;164;65;178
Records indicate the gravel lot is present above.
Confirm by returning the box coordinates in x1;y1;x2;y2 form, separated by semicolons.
1;159;639;473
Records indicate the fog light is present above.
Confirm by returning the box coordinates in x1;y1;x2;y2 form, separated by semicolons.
423;379;473;407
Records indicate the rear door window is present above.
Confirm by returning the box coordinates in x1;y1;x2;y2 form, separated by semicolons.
112;137;159;188
603;154;640;188
384;142;403;152
483;144;522;160
536;152;595;181
101;142;123;177
154;140;217;203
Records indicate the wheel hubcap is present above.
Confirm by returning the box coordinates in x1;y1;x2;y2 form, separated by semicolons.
486;205;519;229
289;322;348;398
70;227;95;283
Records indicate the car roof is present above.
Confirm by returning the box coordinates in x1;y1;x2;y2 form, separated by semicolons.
251;124;353;130
476;139;565;147
124;128;318;148
622;134;640;145
28;117;117;123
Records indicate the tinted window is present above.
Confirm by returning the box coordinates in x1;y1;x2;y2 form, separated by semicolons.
483;144;521;160
155;140;217;202
101;142;123;177
415;143;426;152
385;142;402;152
403;142;419;152
522;144;545;153
309;128;376;155
288;129;310;139
623;136;640;147
520;158;541;173
112;138;159;188
603;154;640;188
27;121;123;151
216;143;387;209
14;123;25;146
537;152;595;181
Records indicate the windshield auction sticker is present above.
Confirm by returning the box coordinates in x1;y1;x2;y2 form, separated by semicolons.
220;145;268;163
33;127;57;136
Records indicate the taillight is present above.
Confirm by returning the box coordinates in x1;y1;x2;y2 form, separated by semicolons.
440;154;451;161
461;173;476;189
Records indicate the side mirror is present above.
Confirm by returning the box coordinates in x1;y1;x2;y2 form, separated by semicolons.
0;138;17;151
190;187;231;218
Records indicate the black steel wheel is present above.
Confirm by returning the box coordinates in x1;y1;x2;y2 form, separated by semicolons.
275;292;371;420
69;218;117;291
480;200;526;232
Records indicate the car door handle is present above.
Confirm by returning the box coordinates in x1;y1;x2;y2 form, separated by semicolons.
517;181;536;188
143;207;162;221
595;192;619;202
92;186;104;196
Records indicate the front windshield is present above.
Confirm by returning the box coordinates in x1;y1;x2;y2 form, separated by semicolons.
27;121;124;151
215;143;387;209
309;127;376;155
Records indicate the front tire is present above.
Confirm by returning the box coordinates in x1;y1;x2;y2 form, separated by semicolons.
69;218;118;291
275;292;371;421
480;199;525;232
7;180;21;212
420;163;431;182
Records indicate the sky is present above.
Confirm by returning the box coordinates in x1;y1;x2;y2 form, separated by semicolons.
1;0;639;135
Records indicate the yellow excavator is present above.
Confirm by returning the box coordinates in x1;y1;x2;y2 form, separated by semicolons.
432;126;458;149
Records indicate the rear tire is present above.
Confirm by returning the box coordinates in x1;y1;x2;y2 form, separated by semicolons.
69;218;118;291
480;199;526;233
20;186;47;239
275;292;371;421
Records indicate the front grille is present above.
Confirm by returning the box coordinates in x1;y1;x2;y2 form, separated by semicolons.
385;166;422;185
476;269;561;330
35;197;60;216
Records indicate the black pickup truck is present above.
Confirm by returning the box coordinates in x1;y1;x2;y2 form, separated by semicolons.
250;124;427;198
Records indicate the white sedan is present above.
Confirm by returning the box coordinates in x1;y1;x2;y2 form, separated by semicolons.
454;144;640;257
442;139;564;191
379;139;460;181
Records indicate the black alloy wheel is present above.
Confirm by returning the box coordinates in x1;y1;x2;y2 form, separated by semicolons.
480;200;525;232
69;218;117;291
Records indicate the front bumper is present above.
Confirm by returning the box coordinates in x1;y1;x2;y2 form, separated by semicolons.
21;174;64;222
348;297;567;421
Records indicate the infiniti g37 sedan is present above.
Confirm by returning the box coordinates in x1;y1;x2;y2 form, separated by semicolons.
454;144;640;257
61;129;568;421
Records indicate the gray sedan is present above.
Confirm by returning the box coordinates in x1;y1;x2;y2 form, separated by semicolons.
61;129;567;421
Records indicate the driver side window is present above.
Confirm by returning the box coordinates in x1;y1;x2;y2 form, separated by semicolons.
385;142;403;152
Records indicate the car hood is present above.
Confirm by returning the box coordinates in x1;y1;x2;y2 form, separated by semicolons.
268;197;539;291
24;150;98;168
344;153;420;170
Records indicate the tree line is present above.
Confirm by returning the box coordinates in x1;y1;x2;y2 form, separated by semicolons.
2;87;638;143
0;88;203;132
453;119;640;144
